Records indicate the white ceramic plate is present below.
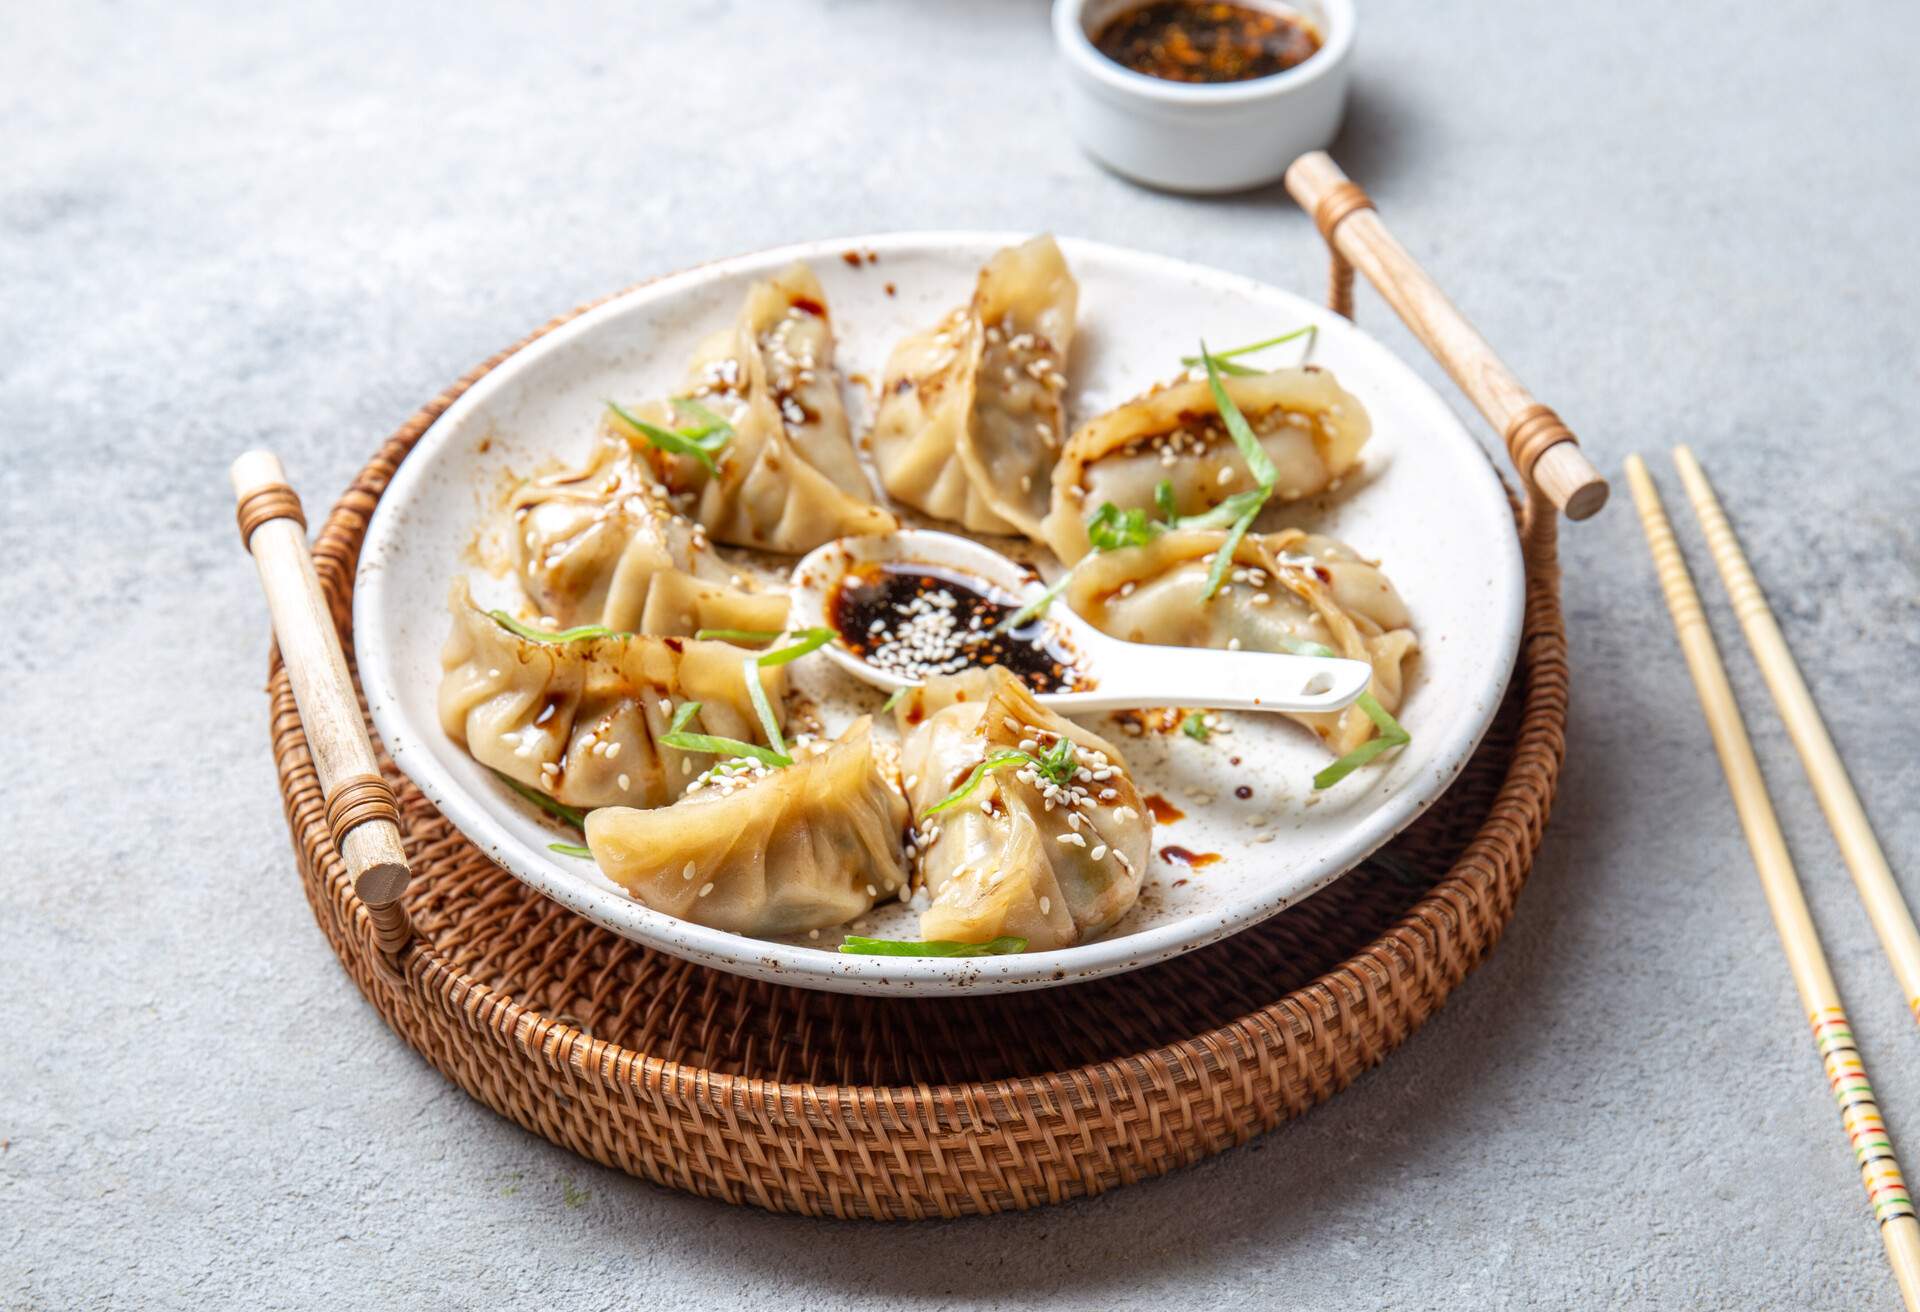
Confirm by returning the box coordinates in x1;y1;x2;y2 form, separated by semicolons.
356;232;1523;996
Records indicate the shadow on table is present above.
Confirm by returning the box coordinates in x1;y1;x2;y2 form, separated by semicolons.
559;768;1616;1303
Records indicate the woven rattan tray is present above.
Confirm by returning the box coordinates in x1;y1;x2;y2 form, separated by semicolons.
253;155;1600;1219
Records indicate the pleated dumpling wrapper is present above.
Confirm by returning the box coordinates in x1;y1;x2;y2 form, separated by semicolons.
893;668;1150;951
1043;366;1369;562
508;437;786;637
583;717;910;937
439;580;786;811
1065;527;1417;755
870;235;1078;540
618;262;896;554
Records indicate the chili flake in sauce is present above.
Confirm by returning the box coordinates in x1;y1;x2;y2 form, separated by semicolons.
1094;1;1321;85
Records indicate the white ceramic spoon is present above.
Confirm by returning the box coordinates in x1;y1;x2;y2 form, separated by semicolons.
790;530;1374;717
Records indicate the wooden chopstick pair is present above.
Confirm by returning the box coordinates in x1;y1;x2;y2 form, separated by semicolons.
1628;448;1920;1309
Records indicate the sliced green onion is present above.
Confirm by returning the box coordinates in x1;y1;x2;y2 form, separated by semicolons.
1180;325;1317;371
658;730;792;769
668;395;736;438
1181;711;1210;742
608;399;730;475
742;657;786;758
693;627;782;645
490;769;588;828
1032;734;1079;787
924;750;1033;815
487;611;620;644
881;687;907;713
1276;636;1337;660
548;842;594;858
1154;479;1179;523
839;935;1028;957
1200;502;1260;601
1085;501;1160;552
1000;575;1070;631
1273;635;1411;787
1173;486;1268;533
1199;342;1281;490
755;627;836;666
1311;694;1411;789
660;696;789;768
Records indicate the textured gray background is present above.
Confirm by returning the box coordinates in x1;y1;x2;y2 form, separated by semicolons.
5;0;1918;1307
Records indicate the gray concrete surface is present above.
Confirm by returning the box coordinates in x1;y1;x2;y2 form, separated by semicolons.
5;0;1918;1306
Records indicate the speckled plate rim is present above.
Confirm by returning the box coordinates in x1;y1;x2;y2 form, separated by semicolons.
355;231;1523;996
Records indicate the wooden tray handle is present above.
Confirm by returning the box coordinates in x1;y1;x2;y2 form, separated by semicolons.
233;451;415;960
1285;151;1609;522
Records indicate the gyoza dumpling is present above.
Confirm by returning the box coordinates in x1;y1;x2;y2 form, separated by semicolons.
439;580;785;810
894;668;1149;951
1043;366;1369;562
620;263;896;553
1064;527;1417;754
583;718;909;936
508;437;784;636
870;235;1077;540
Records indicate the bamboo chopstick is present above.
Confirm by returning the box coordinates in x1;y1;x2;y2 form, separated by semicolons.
1670;445;1920;1023
1626;455;1920;1310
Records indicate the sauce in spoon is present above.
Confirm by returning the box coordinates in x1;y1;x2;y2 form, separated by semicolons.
828;562;1085;694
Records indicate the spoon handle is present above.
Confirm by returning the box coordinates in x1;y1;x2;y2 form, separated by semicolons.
1039;647;1374;716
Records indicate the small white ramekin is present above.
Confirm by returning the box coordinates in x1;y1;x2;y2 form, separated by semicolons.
1053;0;1355;194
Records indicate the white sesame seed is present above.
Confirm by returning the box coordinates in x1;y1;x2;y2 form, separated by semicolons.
1040;896;1052;914
1217;467;1234;485
618;773;631;791
606;742;621;760
698;882;714;897
1091;844;1108;861
1056;832;1087;848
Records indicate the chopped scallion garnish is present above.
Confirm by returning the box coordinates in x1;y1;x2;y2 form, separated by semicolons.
1199;342;1280;491
658;697;790;768
754;627;836;666
487;611;620;644
607;398;733;475
1311;694;1411;789
548;842;593;858
693;627;781;645
1179;325;1317;373
924;750;1034;815
490;769;588;829
881;686;907;713
1181;711;1210;742
839;935;1028;957
742;657;786;758
1275;636;1411;788
1085;501;1160;552
999;575;1070;631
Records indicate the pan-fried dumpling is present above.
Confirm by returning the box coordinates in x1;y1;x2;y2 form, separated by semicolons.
623;263;896;553
1043;366;1369;562
893;668;1149;951
508;437;784;636
439;581;785;810
1064;527;1417;754
870;235;1077;539
583;717;910;936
